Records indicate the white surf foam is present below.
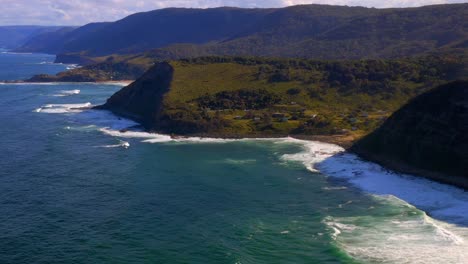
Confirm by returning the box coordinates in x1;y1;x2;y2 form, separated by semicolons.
323;195;468;264
99;127;278;144
35;61;77;69
34;102;92;114
281;139;344;172
99;128;172;142
99;140;130;149
281;140;468;264
66;64;79;70
98;81;132;86
53;89;80;97
317;152;468;225
281;142;468;224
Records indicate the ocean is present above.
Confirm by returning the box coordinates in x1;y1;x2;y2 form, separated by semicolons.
0;50;467;263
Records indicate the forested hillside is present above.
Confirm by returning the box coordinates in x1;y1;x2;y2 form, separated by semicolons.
98;55;466;139
352;81;468;188
15;4;468;60
0;26;67;49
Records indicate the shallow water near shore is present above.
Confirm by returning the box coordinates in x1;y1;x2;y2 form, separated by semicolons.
0;52;467;263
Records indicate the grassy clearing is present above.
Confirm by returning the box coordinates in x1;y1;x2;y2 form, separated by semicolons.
155;55;464;137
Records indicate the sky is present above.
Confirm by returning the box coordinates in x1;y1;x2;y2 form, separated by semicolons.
0;0;466;26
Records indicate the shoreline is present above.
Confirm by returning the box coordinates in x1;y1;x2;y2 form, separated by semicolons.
100;105;467;190
170;132;358;149
134;128;468;190
113;125;468;191
351;148;468;191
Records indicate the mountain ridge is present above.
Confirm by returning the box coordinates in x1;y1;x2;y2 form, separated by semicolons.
13;3;468;61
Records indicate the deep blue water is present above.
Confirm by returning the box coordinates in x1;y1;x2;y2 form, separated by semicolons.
0;52;467;264
0;50;69;81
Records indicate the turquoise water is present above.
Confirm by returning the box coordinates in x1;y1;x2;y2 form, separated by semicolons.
0;52;467;263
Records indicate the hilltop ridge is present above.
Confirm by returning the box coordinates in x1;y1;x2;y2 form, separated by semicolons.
13;4;468;62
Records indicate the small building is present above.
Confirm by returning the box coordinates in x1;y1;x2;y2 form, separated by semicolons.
234;116;242;120
253;117;262;121
280;117;289;122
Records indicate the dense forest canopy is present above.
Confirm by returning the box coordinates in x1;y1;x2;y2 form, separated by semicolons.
13;4;468;61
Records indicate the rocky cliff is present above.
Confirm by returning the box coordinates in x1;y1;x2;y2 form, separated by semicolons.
96;62;174;128
351;80;468;189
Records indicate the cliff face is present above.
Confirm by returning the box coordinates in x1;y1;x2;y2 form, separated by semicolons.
97;62;174;128
352;81;468;188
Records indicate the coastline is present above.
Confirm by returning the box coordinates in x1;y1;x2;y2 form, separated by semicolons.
63;73;464;192
120;127;468;190
351;148;468;191
172;132;358;149
187;130;468;190
98;103;468;190
103;117;468;191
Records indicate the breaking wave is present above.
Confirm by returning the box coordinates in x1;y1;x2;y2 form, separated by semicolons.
323;195;468;264
34;103;92;114
282;140;468;263
52;89;80;97
98;140;130;149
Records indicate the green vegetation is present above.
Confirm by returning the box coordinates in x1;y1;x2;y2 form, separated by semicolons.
27;58;151;82
101;55;466;139
15;4;468;61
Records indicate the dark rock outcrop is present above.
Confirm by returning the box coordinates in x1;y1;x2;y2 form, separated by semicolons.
352;80;468;189
95;62;174;128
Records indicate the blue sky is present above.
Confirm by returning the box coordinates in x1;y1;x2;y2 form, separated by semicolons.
1;0;466;26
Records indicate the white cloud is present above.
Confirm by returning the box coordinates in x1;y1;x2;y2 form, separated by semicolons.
0;0;466;25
